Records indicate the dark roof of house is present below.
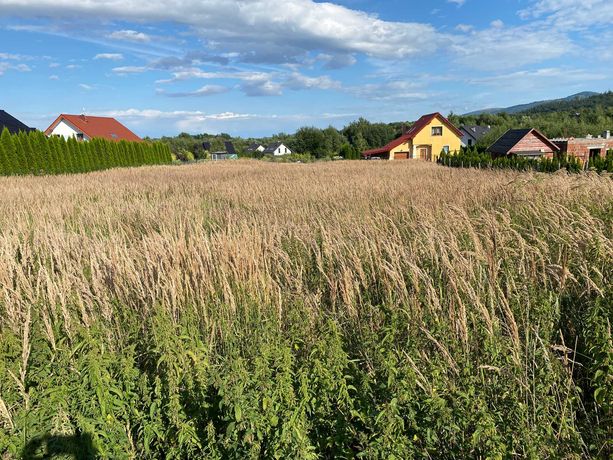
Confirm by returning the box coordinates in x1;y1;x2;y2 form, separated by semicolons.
487;128;559;155
363;112;463;156
246;142;263;151
460;125;491;141
45;114;142;142
263;141;285;153
202;141;212;151
224;141;236;155
0;110;35;134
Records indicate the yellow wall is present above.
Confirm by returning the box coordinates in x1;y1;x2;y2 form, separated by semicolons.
390;141;411;157
390;115;462;161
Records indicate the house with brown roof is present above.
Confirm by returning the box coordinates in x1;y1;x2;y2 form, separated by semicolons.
487;128;559;159
362;112;462;161
45;114;142;142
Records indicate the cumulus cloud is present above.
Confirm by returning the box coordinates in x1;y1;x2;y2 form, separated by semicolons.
94;53;124;60
0;0;440;62
107;29;151;43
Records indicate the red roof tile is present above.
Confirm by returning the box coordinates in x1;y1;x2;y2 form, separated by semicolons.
45;114;142;142
363;112;462;156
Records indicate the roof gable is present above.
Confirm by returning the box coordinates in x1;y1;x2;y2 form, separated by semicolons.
45;114;142;142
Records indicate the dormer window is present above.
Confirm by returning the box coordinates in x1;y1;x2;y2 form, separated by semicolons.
432;126;443;136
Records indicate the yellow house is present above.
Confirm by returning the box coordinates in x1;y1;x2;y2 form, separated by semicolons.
362;112;463;161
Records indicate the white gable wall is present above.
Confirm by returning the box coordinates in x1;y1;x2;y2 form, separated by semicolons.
273;144;292;156
48;119;90;141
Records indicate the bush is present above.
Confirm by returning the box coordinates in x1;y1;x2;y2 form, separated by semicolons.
0;128;172;176
439;146;599;174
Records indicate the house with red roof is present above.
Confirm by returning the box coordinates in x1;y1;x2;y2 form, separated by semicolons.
44;114;142;142
362;112;463;161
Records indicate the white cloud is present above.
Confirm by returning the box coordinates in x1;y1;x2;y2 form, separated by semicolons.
108;29;151;43
490;19;504;28
455;24;473;32
159;84;230;97
451;25;573;71
49;74;59;80
469;67;607;86
94;53;124;60
448;0;466;6
284;73;341;90
112;66;148;75
1;0;440;61
79;83;94;90
519;0;613;29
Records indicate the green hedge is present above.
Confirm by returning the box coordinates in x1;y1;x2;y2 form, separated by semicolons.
439;147;613;173
0;128;172;176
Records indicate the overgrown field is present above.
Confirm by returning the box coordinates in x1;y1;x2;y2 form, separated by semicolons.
0;161;611;459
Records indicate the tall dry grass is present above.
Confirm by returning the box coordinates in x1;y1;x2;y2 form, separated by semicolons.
0;160;611;458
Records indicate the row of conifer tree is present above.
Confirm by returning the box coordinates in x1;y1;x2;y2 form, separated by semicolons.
0;127;172;176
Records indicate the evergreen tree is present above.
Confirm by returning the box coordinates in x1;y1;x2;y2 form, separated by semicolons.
0;131;7;175
1;127;17;175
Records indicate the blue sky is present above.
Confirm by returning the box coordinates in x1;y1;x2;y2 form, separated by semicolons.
0;0;611;137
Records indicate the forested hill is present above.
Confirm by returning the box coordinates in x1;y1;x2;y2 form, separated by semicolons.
449;91;613;148
156;92;612;158
523;91;613;114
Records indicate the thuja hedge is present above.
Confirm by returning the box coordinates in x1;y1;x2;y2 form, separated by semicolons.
0;128;172;176
439;147;613;173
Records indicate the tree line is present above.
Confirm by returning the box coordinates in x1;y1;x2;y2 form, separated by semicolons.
0;128;172;176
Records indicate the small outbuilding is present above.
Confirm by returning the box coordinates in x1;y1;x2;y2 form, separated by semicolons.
487;128;559;159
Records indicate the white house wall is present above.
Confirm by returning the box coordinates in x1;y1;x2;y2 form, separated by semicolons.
49;120;89;141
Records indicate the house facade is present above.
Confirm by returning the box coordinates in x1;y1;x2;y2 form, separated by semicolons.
460;125;491;147
362;113;463;161
0;110;35;134
264;142;292;156
246;143;265;153
45;114;142;142
488;128;559;159
551;131;612;164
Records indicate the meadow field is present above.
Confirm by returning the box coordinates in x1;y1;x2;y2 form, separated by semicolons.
0;161;611;458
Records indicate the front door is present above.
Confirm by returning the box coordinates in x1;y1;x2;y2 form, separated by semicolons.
418;146;431;161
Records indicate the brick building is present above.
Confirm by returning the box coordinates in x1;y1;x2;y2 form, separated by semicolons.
551;131;613;164
487;128;559;159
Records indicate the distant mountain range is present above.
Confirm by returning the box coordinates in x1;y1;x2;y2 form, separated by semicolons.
464;92;600;116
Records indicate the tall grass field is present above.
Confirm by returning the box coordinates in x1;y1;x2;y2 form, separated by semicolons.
0;161;611;458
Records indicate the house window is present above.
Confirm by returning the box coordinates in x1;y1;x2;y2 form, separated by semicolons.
442;145;450;154
467;139;473;146
432;126;443;136
76;133;84;141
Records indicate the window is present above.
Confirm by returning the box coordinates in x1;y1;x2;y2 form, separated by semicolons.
467;139;473;146
432;126;443;136
442;145;450;154
76;133;84;141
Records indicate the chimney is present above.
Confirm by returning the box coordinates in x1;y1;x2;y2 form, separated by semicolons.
604;130;611;139
80;114;87;122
